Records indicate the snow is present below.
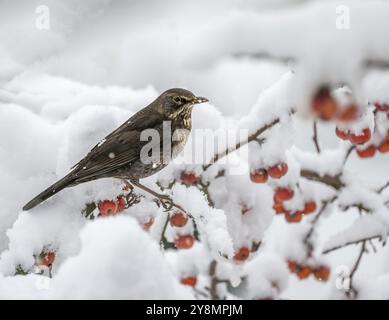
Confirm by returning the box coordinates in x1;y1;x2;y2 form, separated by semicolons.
0;217;193;299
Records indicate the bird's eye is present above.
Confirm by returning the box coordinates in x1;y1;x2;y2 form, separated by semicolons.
173;96;182;104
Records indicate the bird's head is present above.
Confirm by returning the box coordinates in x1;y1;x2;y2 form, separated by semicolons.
156;88;208;120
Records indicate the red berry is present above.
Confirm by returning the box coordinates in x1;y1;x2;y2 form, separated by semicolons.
337;104;359;122
180;171;200;186
297;266;312;280
313;266;330;281
335;127;349;140
356;145;376;158
303;201;317;214
98;197;127;216
268;163;288;179
378;140;389;153
180;276;197;287
250;169;268;183
312;87;337;120
285;212;303;223
175;235;195;249
273;202;288;214
39;252;56;267
98;200;118;216
233;247;250;262
287;260;298;273
170;211;188;227
349;128;371;145
274;187;294;203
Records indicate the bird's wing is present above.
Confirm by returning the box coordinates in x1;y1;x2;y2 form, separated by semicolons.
71;109;164;180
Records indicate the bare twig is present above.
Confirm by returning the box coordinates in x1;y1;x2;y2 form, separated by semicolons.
322;235;384;254
130;180;188;214
346;241;367;298
209;260;220;300
312;121;321;153
203;116;286;171
340;203;371;213
160;212;170;248
343;146;356;165
378;181;389;194
304;196;337;254
232;52;295;65
300;170;344;190
365;59;389;69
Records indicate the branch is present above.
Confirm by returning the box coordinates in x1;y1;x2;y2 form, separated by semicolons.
203;116;285;171
304;196;337;254
312;121;321;153
322;235;385;254
232;52;295;65
378;181;389;194
346;241;367;299
300;169;344;190
343;146;355;165
130;180;188;214
209;260;220;300
159;212;170;248
365;59;389;69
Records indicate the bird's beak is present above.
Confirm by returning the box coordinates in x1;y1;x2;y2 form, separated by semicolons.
192;96;208;104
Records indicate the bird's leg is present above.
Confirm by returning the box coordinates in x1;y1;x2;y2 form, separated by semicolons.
130;180;186;213
122;180;134;192
121;180;141;208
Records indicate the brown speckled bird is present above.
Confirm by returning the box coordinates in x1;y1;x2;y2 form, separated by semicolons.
23;88;208;210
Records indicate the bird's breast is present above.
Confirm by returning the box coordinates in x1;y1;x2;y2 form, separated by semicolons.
172;128;190;159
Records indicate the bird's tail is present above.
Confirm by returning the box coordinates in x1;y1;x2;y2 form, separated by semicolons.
23;173;76;211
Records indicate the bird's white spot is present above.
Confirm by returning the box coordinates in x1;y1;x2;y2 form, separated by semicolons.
109;152;115;159
83;166;87;170
152;163;158;169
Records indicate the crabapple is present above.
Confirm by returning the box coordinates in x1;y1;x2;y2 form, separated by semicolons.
180;171;200;186
274;187;294;203
349;128;371;145
170;211;188;227
356;145;376;158
180;276;197;287
312;87;337;120
175;235;195;249
250;169;268;183
233;247;250;262
268;163;288;179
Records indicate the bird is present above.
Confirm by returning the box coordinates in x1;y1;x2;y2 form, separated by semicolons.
23;88;208;211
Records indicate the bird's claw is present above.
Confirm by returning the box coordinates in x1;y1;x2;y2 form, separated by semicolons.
159;196;174;211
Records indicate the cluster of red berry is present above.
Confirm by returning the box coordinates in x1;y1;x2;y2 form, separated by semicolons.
312;86;359;122
170;211;195;250
273;187;316;223
312;87;389;159
287;260;330;281
98;196;127;216
336;127;371;146
250;163;288;184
